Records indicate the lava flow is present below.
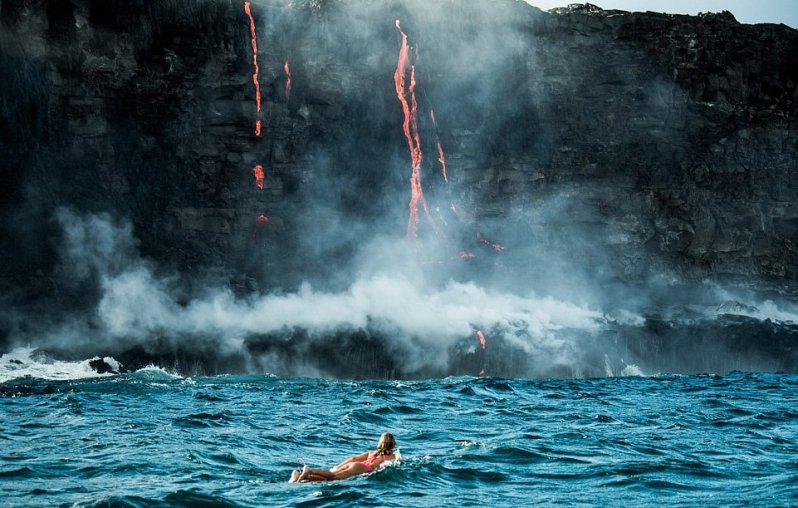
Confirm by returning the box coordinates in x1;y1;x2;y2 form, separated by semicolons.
394;20;443;240
430;109;448;183
253;164;265;190
284;59;292;100
477;232;505;252
436;142;448;183
244;2;262;135
476;330;487;376
250;213;270;240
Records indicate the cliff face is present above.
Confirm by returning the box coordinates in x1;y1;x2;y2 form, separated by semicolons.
2;0;797;296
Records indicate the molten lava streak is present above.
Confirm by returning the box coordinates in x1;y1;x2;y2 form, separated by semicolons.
253;164;265;190
436;142;448;183
244;2;261;135
477;232;505;252
284;60;292;100
430;109;448;183
476;330;486;350
476;330;487;376
394;20;442;240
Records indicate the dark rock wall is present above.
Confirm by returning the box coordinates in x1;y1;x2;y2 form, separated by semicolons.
1;0;797;298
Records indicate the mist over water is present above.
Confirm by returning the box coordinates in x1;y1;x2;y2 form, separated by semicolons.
2;205;797;380
3;208;613;378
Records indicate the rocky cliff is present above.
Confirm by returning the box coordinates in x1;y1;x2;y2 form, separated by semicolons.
2;0;797;292
1;0;797;377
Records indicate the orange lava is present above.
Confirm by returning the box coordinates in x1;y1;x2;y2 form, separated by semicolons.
429;109;448;183
244;2;261;115
255;120;262;137
477;232;505;252
284;60;292;100
476;330;487;350
257;214;269;224
436;142;448;183
253;164;265;190
394;20;443;240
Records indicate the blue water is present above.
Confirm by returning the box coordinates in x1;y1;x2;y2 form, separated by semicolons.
2;370;797;507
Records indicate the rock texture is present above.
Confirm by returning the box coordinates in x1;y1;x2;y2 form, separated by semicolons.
2;0;796;297
1;0;797;377
0;0;798;292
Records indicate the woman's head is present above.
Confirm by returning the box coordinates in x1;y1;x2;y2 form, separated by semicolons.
376;432;396;455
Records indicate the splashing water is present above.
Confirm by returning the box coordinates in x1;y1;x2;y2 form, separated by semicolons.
2;373;796;506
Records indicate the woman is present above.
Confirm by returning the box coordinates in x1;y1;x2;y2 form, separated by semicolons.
289;433;396;483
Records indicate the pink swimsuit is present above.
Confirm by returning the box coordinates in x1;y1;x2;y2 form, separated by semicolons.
360;454;379;473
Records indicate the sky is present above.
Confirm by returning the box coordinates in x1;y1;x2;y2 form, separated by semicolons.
525;1;798;28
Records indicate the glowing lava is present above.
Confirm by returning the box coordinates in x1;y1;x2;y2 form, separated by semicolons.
394;20;443;240
257;214;269;224
477;232;505;252
476;330;486;350
244;2;262;135
436;142;448;183
284;60;292;100
430;109;448;183
253;164;265;190
477;330;487;376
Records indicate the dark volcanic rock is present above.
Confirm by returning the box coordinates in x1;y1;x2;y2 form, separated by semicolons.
0;0;796;295
1;0;797;378
88;357;116;374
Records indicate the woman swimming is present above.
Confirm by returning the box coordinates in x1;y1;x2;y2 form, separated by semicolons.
289;433;396;483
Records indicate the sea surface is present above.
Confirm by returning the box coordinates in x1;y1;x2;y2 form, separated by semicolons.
1;361;798;506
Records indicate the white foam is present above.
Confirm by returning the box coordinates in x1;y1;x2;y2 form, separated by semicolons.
133;364;183;379
0;347;120;383
620;364;645;377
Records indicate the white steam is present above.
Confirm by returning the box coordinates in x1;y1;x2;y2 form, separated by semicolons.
38;208;620;374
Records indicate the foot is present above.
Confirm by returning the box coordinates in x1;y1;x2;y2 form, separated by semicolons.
297;465;311;482
289;469;300;483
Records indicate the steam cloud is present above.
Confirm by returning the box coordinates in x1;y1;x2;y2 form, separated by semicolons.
5;205;794;379
18;209;625;377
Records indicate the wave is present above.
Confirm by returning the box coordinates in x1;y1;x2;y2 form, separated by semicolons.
0;347;121;384
131;364;184;380
3;309;797;381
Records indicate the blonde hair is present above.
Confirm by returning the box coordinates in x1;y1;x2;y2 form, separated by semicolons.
376;432;396;456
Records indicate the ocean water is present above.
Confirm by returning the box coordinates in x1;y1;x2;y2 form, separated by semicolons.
2;363;798;507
